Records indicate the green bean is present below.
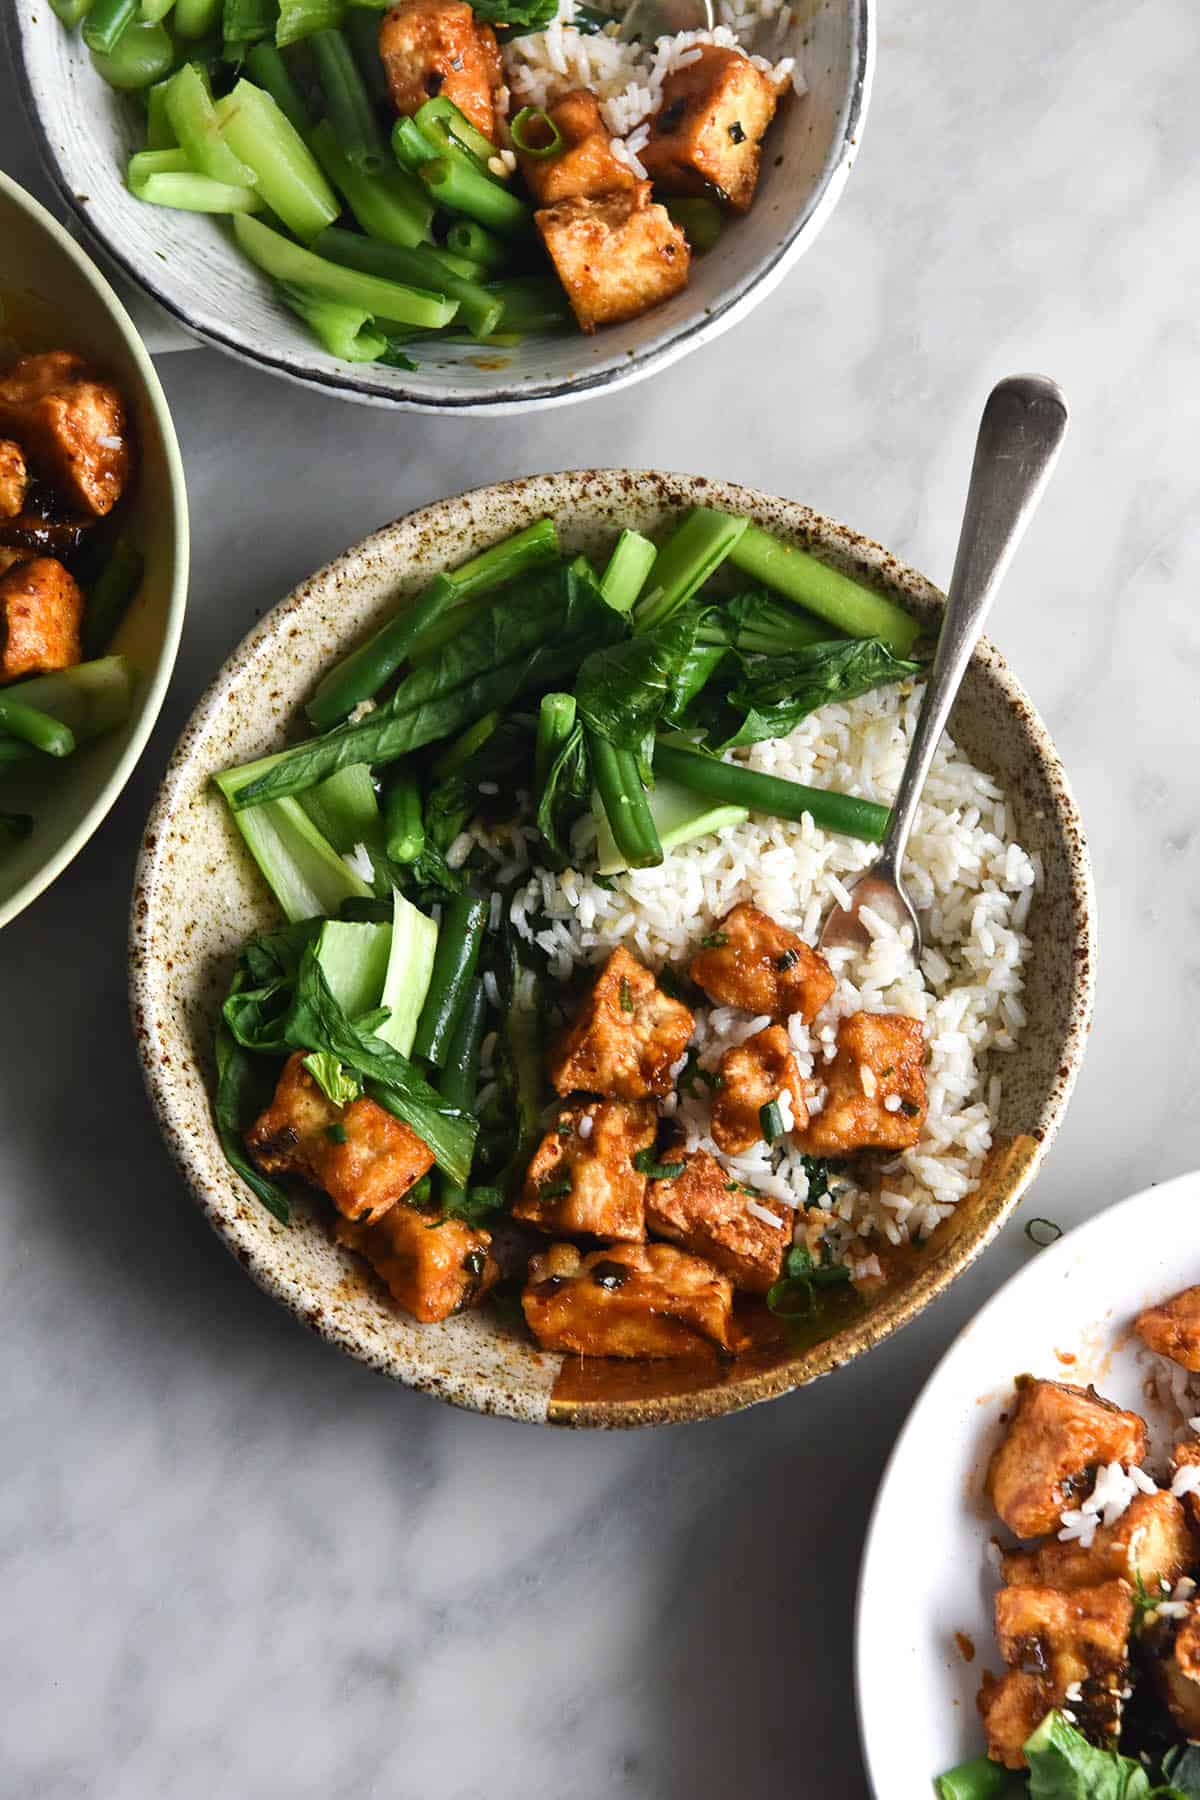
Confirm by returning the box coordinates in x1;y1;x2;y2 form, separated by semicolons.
654;741;890;843
412;893;488;1066
91;13;175;82
314;222;500;338
134;167;263;211
233;214;458;328
424;245;486;281
414;95;498;165
221;0;276;50
82;0;138;54
219;80;339;239
304;570;459;729
586;729;662;870
166;61;258;184
445;217;510;274
503;959;542;1161
274;0;342;45
51;0;93;24
309;25;385;172
173;0;220;29
141;0;177;22
600;528;656;613
275;283;387;360
309;131;433;247
430;710;498;780
728;520;922;657
933;1755;1022;1800
664;196;723;256
245;41;312;132
418;155;530;236
144;75;177;145
383;768;424;864
0;696;76;758
391;114;438;174
535;692;575;791
485;276;570;334
344;4;390;104
435;977;487;1213
83;537;144;658
635;506;748;632
404;517;560;660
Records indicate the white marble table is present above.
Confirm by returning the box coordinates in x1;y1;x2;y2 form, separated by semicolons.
4;2;1200;1792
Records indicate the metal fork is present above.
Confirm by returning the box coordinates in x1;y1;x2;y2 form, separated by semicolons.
819;373;1070;959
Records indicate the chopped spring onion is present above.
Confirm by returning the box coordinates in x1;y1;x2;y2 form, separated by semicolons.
509;105;563;159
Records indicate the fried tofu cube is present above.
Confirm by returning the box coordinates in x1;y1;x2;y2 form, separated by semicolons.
1001;1490;1195;1593
548;946;694;1100
640;45;778;213
0;440;28;520
977;1670;1054;1771
1156;1603;1200;1737
515;1097;655;1240
688;903;835;1022
522;1239;736;1358
1136;1286;1200;1371
0;554;82;682
645;1148;789;1294
379;0;499;138
1171;1441;1200;1535
336;1200;497;1323
517;89;638;204
985;1378;1148;1539
710;1022;806;1153
0;351;131;517
246;1051;434;1225
993;1581;1133;1750
799;1012;926;1156
536;183;690;333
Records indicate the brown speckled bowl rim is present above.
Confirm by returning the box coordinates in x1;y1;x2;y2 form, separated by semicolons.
130;471;1096;1427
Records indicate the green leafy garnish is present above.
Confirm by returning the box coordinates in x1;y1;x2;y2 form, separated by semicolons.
759;1098;784;1142
325;1122;348;1144
632;1147;686;1180
213;1020;291;1224
1022;1710;1170;1798
304;1050;361;1107
538;1173;573;1202
766;1244;850;1317
619;976;634;1012
700;930;728;948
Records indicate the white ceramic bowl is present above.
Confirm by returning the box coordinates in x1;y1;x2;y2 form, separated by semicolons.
9;0;872;412
0;169;188;929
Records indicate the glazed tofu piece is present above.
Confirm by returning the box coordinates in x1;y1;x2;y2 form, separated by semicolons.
688;902;835;1022
536;183;690;333
522;1240;737;1358
515;1097;655;1240
0;351;131;516
645;1149;789;1294
799;1012;927;1156
337;1201;497;1323
379;0;499;138
0;440;28;519
0;554;82;682
548;945;694;1100
992;1581;1134;1751
1156;1603;1200;1737
517;89;637;204
985;1378;1148;1539
1171;1441;1200;1535
640;45;779;212
977;1670;1054;1771
246;1050;434;1225
1001;1490;1195;1592
710;1022;806;1154
1136;1286;1200;1370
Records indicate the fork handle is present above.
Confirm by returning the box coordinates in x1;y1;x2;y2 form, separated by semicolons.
875;373;1070;881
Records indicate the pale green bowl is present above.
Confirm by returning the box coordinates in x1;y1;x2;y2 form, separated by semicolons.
0;169;188;928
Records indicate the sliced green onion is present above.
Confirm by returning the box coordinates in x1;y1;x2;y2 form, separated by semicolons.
233;214;459;329
509;105;562;159
759;1099;783;1143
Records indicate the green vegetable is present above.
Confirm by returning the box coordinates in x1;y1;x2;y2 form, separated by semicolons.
51;0;94;25
631;1148;685;1180
303;1049;361;1105
600;529;657;613
313;917;390;1018
406;518;561;661
1162;1747;1200;1797
501;951;542;1167
728;520;923;657
654;741;891;844
697;586;834;656
244;40;311;130
274;284;386;361
222;0;277;52
436;978;487;1216
391;113;438;173
536;709;589;870
383;768;424;864
635;507;748;633
4;656;136;742
933;1754;1023;1800
1022;1710;1161;1799
233;215;458;330
423;714;533;856
432;710;499;780
90;16;175;84
217;79;339;239
0;695;76;758
308;24;385;171
314;222;501;338
414;95;498;166
469;0;558;30
166;61;259;184
308;143;434;252
576;608;711;755
228;558;623;807
221;920;318;1054
593;774;746;876
297;763;382;857
485;277;571;335
759;1098;783;1143
445;217;510;273
587;730;662;871
214;1019;292;1221
376;887;438;1055
343;3;389;102
714;637;923;749
132;167;263;212
766;1244;851;1317
412;892;487;1066
82;0;138;56
418;155;531;237
509;105;562;157
214;761;373;921
83;537;144;658
535;691;576;792
173;0;220;30
664;196;723;255
144;77;177;147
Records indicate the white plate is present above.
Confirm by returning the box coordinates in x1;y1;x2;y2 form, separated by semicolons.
855;1171;1200;1798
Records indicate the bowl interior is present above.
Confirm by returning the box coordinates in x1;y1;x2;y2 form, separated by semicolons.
0;171;187;929
11;1;868;411
132;472;1094;1426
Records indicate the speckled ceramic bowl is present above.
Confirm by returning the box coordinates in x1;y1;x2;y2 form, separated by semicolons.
0;169;188;930
10;1;871;412
130;471;1095;1426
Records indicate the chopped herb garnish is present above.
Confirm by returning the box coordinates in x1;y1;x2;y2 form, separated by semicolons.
697;1067;725;1091
700;930;728;948
556;1117;575;1135
767;1244;851;1318
898;1098;921;1118
632;1147;686;1179
593;874;616;891
325;1122;348;1143
759;1098;784;1142
775;948;800;972
724;1179;756;1196
539;1173;573;1201
618;976;634;1012
1025;1217;1063;1248
677;1046;702;1093
800;1154;835;1206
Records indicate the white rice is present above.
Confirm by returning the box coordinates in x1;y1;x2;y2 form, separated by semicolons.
501;0;804;180
466;681;1038;1269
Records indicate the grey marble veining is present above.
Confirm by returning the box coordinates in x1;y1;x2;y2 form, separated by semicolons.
4;1;1200;1792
